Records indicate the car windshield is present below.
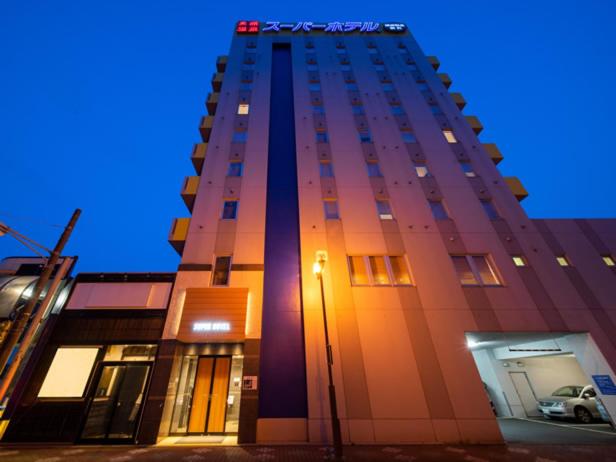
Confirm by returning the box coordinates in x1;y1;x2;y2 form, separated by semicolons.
552;386;583;397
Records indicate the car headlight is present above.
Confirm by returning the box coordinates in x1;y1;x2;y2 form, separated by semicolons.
554;402;566;408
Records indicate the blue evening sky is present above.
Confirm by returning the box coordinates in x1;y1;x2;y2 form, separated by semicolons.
1;1;615;272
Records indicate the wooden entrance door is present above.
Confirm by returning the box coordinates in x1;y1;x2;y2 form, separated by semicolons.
187;356;231;433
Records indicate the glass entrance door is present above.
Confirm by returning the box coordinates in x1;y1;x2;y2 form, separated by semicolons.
188;356;231;433
80;362;151;442
170;356;233;434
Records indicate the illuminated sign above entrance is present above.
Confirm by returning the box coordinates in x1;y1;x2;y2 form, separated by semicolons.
193;321;231;332
236;20;407;35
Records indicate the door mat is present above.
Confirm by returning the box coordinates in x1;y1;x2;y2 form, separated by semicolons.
176;435;226;444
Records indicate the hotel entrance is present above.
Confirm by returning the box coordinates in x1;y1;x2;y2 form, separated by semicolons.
169;349;244;436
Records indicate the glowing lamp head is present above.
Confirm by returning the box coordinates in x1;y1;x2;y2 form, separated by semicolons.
313;261;323;276
466;339;480;349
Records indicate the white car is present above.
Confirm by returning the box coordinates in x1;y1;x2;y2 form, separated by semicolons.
537;385;601;423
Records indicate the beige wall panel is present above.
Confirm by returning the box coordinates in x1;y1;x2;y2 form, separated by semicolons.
256;418;307;443
560;310;616;362
347;419;375;443
336;187;385;236
547;220;616;309
163;271;210;339
431;419;461;443
351;287;403;311
189;186;224;235
396;288;423;311
372;419;436;444
456;418;502;444
356;309;430;419
400;233;469;310
229;272;263;339
298;184;328;235
514;225;587;310
66;282;171;310
493;309;552;331
423;310;495;420
343;232;388;255
322;221;374;420
181;237;216;265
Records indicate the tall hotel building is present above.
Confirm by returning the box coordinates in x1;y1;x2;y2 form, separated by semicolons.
3;20;616;445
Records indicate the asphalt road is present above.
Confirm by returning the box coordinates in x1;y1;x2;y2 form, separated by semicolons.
0;443;616;462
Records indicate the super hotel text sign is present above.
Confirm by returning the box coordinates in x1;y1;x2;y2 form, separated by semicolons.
236;21;407;34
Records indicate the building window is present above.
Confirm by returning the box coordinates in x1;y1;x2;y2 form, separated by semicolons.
237;103;249;115
316;132;329;143
323;200;339;219
443;130;457;143
366;162;382;177
313;104;325;114
309;83;321;91
401;132;417;143
346;83;359;91
369;256;390;285
556;256;570;267
347;255;412;286
481;199;500;220
352;105;364;115
212;256;231;286
382;83;394;92
348;256;369;285
460;161;476;177
319;161;334;177
414;163;430;178
389;256;412;285
227;161;243;177
430;105;443;115
602;255;616;267
376;200;393;220
512;256;527;267
429;200;449;221
38;347;99;398
222;201;238;219
358;132;372;143
391;105;404;115
451;255;501;286
232;131;247;143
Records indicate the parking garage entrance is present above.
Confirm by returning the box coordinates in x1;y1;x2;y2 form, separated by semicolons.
466;332;616;444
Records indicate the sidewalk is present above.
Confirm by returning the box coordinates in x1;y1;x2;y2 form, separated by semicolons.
0;444;616;462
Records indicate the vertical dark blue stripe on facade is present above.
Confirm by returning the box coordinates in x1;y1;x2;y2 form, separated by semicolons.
258;43;308;418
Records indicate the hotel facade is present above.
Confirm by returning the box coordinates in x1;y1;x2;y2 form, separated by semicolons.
3;21;616;445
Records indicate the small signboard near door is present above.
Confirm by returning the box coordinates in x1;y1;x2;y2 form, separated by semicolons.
242;376;258;391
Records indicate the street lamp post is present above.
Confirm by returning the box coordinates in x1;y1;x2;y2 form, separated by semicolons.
313;252;343;460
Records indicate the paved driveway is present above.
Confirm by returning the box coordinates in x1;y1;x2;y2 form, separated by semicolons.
498;417;616;444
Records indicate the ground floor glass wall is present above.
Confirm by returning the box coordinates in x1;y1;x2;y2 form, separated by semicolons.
170;347;243;435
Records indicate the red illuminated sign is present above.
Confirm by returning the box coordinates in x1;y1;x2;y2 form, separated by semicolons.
236;20;260;34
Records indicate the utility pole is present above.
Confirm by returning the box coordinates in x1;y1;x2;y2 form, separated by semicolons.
0;209;81;377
